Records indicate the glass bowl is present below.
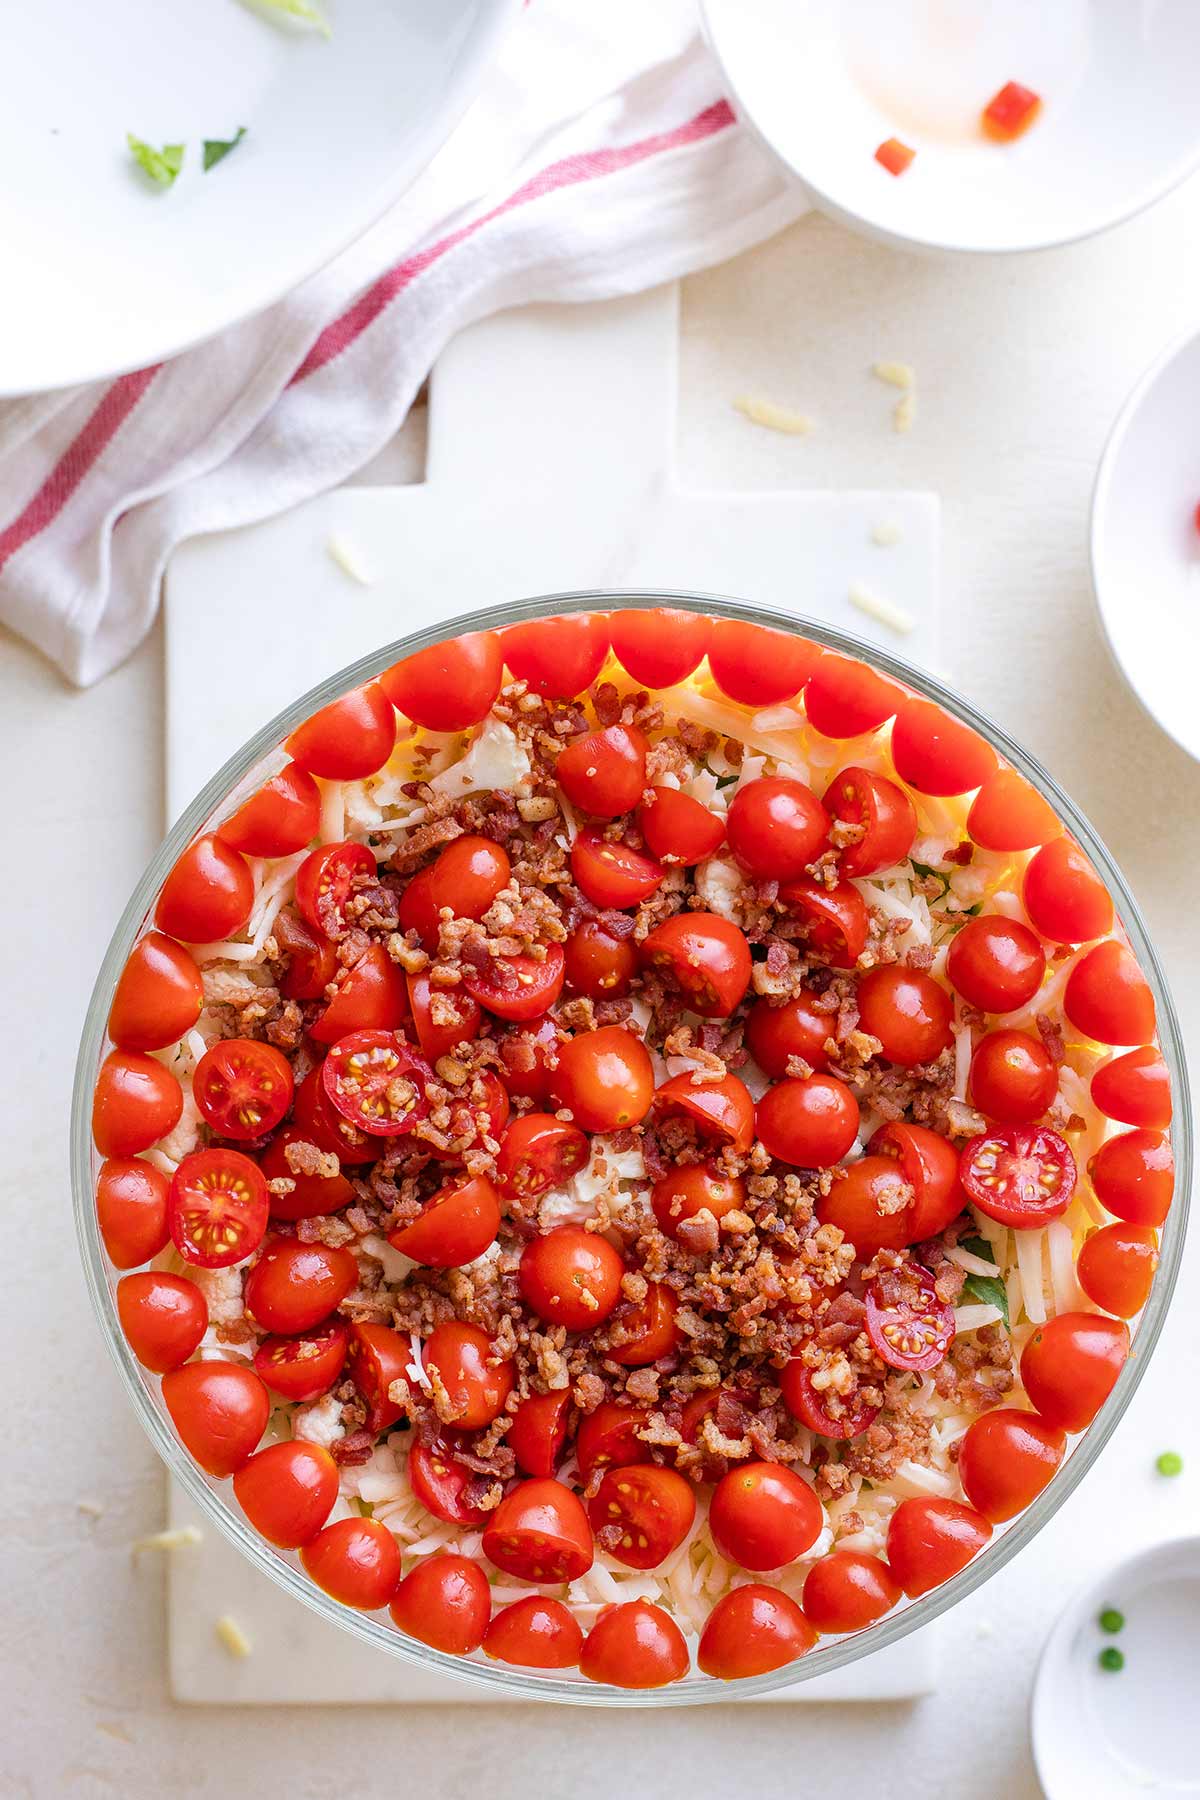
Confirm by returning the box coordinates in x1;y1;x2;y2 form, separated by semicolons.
72;589;1190;1705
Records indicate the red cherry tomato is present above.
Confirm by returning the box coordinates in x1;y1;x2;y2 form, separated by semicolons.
824;766;917;877
605;1283;681;1366
482;1478;595;1582
155;834;255;943
346;1322;411;1432
563;920;637;998
321;1029;431;1135
409;1440;490;1526
1077;1222;1159;1318
707;620;819;707
780;1357;881;1439
856;965;953;1067
969;1029;1058;1124
637;786;725;864
429;835;512;921
92;1050;183;1157
779;877;869;969
946;916;1046;1014
507;1390;572;1478
967;767;1061;852
310;943;409;1044
869;1121;963;1239
389;1554;491;1654
1091;1047;1171;1130
641;912;752;1018
756;1073;859;1168
802;1551;900;1633
1023;838;1113;944
497;1017;560;1105
275;908;339;1001
441;1068;511;1163
745;992;832;1076
108;932;204;1052
244;1235;356;1334
576;1401;651;1477
519;1224;626;1331
571;827;663;909
216;762;321;857
727;777;829;880
652;1071;756;1154
233;1440;339;1548
651;1164;747;1242
609;607;712;688
580;1600;689;1689
1088;1129;1173;1227
804;653;903;738
1020;1312;1128;1433
95;1157;170;1269
388;1174;502;1267
484;1596;583;1670
1064;941;1155;1045
698;1584;816;1679
886;1497;992;1598
380;631;503;730
285;681;396;781
397;863;441;949
424;1321;514;1430
709;1462;822;1571
958;1407;1065;1522
890;699;997;796
300;1517;401;1610
402;976;481;1066
169;1148;270;1268
557;723;648;818
549;1025;654;1132
502;613;610;699
496;1115;589;1199
161;1360;270;1477
588;1464;696;1570
816;1155;919;1256
253;1319;349;1403
461;943;566;1023
865;1264;955;1372
959;1125;1076;1228
193;1038;294;1141
117;1271;207;1373
295;841;377;940
291;1065;374;1165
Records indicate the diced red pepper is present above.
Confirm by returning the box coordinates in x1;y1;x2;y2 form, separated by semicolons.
875;138;916;177
1193;500;1200;536
982;82;1041;142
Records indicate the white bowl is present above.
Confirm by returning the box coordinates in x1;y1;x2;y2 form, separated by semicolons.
701;0;1200;254
1090;326;1200;764
0;0;519;395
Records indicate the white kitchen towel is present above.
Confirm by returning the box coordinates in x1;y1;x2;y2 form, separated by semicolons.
0;2;807;687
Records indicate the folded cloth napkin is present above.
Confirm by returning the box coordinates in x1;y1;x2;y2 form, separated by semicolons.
0;0;806;687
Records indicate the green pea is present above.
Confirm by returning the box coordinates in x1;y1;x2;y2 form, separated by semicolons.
1099;1608;1125;1634
1098;1648;1125;1673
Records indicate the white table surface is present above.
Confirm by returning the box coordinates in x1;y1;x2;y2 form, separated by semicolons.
6;186;1200;1799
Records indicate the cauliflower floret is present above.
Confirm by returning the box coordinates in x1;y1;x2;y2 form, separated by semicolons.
342;779;385;834
694;854;746;921
430;718;530;798
156;1086;203;1166
293;1393;346;1450
359;1233;417;1285
191;1262;247;1328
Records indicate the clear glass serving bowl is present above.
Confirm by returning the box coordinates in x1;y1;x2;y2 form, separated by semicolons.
71;589;1191;1705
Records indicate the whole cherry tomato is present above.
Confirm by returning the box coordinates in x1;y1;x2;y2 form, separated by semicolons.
651;1164;747;1242
259;1126;355;1221
502;614;610;699
1088;1129;1173;1227
588;1464;696;1569
484;1596;583;1670
300;1517;401;1610
380;631;503;730
563;920;637;998
244;1235;356;1334
856;965;952;1067
824;766;916;877
779;877;869;968
744;992;832;1076
233;1440;339;1548
959;1125;1076;1228
604;1283;680;1366
802;1552;900;1633
886;1497;992;1597
869;1121;963;1239
169;1149;269;1268
579;1600;689;1689
640;912;752;1017
507;1390;572;1478
95;1157;170;1269
155;834;254;943
404;974;482;1064
117;1271;207;1373
958;1407;1065;1522
108;933;203;1052
388;1174;502;1267
1091;1047;1171;1130
968;1029;1058;1124
549;1025;654;1132
389;1554;492;1654
570;827;663;909
216;761;321;858
946;916;1046;1014
609;607;711;688
817;1154;921;1255
519;1225;625;1331
346;1321;411;1432
651;1071;756;1154
408;1440;490;1526
496;1115;589;1199
707;621;819;708
161;1360;270;1477
576;1401;651;1477
285;681;396;781
461;943;566;1023
637;786;725;865
557;723;648;818
253;1320;349;1403
424;1321;514;1430
698;1583;816;1679
92;1050;183;1157
310;944;410;1044
1023;838;1113;944
194;1038;294;1141
1063;940;1155;1045
1020;1311;1128;1433
1077;1222;1159;1318
482;1478;595;1582
727;777;829;881
890;699;997;796
756;1073;859;1168
967;767;1061;853
709;1462;823;1571
780;1359;880;1440
803;653;903;739
865;1265;954;1372
295;841;377;940
429;835;512;921
321;1029;431;1135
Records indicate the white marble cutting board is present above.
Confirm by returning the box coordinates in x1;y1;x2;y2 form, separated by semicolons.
162;280;941;1704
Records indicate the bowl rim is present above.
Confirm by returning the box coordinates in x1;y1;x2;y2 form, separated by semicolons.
72;587;1192;1705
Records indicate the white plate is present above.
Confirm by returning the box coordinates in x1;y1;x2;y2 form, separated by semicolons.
0;0;519;395
701;0;1200;254
1032;1537;1200;1799
1090;326;1200;765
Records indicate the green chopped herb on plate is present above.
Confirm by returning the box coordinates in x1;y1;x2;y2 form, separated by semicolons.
203;127;247;172
1098;1608;1125;1634
242;0;332;35
127;134;184;188
1098;1647;1125;1673
1156;1450;1184;1477
958;1235;1010;1328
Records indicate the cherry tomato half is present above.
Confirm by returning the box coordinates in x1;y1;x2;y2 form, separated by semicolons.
300;1517;401;1610
865;1265;954;1372
244;1235;356;1334
92;1050;183;1157
652;1070;756;1154
233;1440;339;1549
194;1037;294;1141
291;1065;374;1165
727;777;829;881
519;1225;626;1331
605;1283;681;1366
707;621;819;708
1063;940;1155;1045
802;1552;900;1633
295;841;376;940
856;965;952;1067
461;943;566;1023
1077;1222;1159;1318
95;1157;170;1269
709;1462;822;1571
890;699;997;796
637;786;725;865
1088;1129;1173;1227
169;1148;270;1268
570;828;663;909
275;908;338;1001
804;653;903;739
967;767;1061;853
563;920;637;998
1023;839;1113;944
380;630;503;731
651;1164;747;1242
698;1584;816;1679
497;1017;561;1104
576;1401;651;1477
869;1121;963;1240
155;834;254;944
549;1025;654;1132
780;1358;881;1440
408;1440;490;1526
117;1271;207;1373
756;1073;859;1168
216;761;321;858
609;607;711;688
640;912;752;1018
959;1126;1076;1228
429;835;512;921
397;864;441;949
389;1554;491;1654
285;681;396;781
253;1320;349;1403
968;1029;1058;1125
557;723;648;819
496;1115;589;1199
886;1497;992;1598
779;877;869;969
108;932;203;1052
484;1596;583;1670
259;1126;356;1221
322;1029;431;1135
1091;1047;1171;1130
424;1321;514;1431
744;991;832;1076
958;1408;1065;1522
310;944;410;1045
482;1479;595;1583
346;1321;411;1433
401;977;481;1068
507;1390;572;1479
161;1360;270;1477
946;916;1046;1015
824;766;916;878
580;1600;689;1689
588;1464;696;1569
503;613;610;700
1020;1311;1128;1433
388;1174;502;1267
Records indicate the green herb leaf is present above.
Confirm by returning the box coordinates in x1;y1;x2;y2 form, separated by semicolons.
242;0;332;36
203;126;247;172
910;858;950;900
958;1236;1009;1328
127;133;184;188
714;773;740;791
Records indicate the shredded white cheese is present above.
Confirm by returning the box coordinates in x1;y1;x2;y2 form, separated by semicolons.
318;779;345;846
733;394;815;436
871;519;903;547
954;1303;1003;1333
849;580;915;637
1015;1228;1048;1326
215;1615;253;1659
873;360;915;391
133;1526;203;1554
326;533;373;586
894;389;917;434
